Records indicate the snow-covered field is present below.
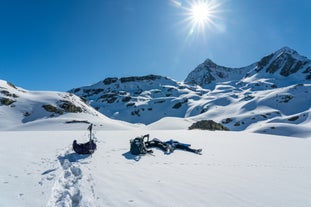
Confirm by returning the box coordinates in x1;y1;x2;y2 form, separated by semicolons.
1;129;311;207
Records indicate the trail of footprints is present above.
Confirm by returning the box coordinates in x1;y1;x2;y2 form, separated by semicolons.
47;150;96;207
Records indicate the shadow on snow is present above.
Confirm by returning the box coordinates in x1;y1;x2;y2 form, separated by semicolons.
58;153;91;165
122;151;142;162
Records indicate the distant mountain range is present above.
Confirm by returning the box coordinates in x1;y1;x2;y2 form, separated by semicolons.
1;47;311;136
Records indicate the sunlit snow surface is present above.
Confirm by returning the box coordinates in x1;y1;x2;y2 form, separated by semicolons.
1;130;311;207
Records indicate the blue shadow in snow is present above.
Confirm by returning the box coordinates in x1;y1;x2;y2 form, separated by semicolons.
41;168;58;175
122;151;141;162
58;153;91;165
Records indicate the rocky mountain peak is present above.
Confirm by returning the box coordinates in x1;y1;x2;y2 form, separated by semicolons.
275;46;298;56
202;58;217;68
186;47;311;88
256;47;310;78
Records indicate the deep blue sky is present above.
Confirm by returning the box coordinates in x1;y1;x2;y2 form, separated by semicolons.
1;0;310;91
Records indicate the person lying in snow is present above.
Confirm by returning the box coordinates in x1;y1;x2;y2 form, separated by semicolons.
145;137;202;154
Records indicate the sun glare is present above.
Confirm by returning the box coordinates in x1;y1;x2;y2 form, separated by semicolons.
191;2;211;23
182;0;224;36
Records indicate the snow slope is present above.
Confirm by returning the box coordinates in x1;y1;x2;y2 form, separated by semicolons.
0;80;136;130
1;129;311;207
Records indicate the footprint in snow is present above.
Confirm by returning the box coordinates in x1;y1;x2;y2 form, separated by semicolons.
47;152;85;207
47;150;96;207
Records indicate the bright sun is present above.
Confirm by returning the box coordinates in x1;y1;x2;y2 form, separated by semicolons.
183;0;223;36
190;2;211;24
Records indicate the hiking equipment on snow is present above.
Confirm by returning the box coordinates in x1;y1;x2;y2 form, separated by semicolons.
165;139;202;154
73;124;97;154
73;139;96;154
146;138;202;154
145;138;170;153
130;134;153;155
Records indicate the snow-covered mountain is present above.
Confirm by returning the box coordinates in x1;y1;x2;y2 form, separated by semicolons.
0;80;134;130
185;47;311;88
69;75;207;125
182;47;311;137
68;47;311;137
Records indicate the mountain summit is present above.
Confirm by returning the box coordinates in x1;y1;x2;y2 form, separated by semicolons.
185;47;311;88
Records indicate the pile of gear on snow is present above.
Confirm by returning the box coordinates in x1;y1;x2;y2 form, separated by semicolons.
130;134;202;156
72;124;97;155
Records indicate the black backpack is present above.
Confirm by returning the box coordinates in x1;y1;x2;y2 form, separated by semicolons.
130;134;152;155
